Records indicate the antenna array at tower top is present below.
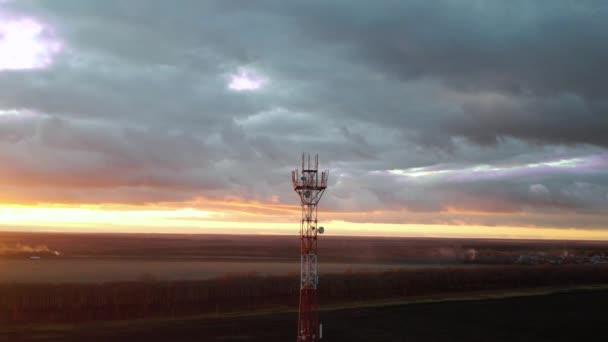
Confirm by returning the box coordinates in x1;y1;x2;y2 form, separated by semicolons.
292;153;329;191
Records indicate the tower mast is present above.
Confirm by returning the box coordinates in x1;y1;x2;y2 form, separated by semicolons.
292;153;328;342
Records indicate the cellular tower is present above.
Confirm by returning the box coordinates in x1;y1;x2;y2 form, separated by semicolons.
292;153;329;341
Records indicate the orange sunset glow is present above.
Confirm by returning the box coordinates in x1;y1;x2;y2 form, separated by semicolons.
1;202;607;240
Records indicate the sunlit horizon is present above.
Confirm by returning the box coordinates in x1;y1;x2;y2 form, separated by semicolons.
2;204;608;241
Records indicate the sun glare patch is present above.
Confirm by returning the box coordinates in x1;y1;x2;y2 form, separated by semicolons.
0;109;49;119
0;16;62;71
228;67;267;91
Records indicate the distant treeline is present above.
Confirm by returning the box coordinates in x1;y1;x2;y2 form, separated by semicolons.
2;265;608;324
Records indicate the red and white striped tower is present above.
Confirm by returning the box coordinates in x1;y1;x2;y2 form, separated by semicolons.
292;153;328;342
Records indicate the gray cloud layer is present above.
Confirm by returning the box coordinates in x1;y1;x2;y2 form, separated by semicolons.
1;0;608;228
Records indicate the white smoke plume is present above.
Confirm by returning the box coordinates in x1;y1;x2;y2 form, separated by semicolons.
0;243;51;254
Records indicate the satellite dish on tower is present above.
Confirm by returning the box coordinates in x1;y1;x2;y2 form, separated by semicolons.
318;226;324;234
304;190;311;198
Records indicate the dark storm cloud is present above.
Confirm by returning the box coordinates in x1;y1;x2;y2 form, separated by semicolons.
281;2;608;94
267;1;608;147
448;94;608;146
1;0;608;228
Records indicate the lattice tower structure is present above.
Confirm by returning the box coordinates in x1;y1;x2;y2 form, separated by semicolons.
292;153;329;342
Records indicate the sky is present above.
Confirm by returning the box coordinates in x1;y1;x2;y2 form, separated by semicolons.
0;1;608;239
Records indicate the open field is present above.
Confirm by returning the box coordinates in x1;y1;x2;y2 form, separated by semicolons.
3;287;606;341
0;231;486;283
2;231;608;284
3;231;608;341
0;258;442;283
3;231;608;263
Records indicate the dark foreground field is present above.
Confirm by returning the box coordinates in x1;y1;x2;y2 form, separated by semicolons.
4;288;605;342
3;232;608;341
